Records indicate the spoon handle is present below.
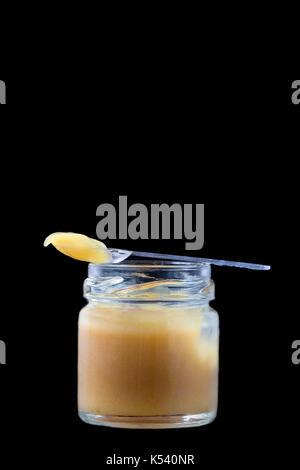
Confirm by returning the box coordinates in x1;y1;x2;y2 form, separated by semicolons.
131;250;271;271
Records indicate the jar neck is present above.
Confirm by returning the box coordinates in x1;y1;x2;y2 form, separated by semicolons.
84;261;214;305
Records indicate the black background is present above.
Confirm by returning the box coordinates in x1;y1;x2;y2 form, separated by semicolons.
0;76;299;467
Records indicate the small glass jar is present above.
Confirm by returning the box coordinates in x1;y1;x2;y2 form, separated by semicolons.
78;261;219;429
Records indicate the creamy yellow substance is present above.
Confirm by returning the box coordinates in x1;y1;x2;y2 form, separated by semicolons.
43;232;112;263
78;303;218;416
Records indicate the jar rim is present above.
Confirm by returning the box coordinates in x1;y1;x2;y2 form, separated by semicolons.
89;259;210;270
88;260;211;281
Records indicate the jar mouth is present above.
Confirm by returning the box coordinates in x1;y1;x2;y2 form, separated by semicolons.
89;259;210;273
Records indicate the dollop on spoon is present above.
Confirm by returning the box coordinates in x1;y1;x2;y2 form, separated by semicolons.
43;232;112;263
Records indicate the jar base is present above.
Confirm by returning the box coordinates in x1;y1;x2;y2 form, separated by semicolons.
78;410;216;429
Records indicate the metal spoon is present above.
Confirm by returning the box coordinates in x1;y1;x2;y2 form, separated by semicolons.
108;248;270;271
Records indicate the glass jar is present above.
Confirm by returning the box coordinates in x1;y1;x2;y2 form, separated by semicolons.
78;260;219;429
